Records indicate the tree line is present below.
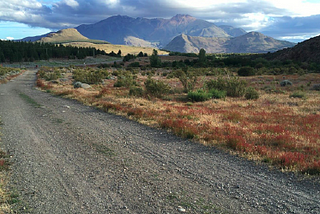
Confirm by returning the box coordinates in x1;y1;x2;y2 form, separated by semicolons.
0;40;108;63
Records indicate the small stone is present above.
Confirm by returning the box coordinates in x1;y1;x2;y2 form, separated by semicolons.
177;206;186;212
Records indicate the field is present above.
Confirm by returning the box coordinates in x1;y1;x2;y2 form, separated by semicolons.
64;42;169;56
36;60;320;175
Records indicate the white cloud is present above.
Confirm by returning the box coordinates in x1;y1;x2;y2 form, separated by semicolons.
6;37;14;40
62;0;79;8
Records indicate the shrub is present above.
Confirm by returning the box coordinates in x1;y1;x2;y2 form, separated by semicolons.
73;68;109;84
144;78;171;98
129;87;144;97
206;77;247;97
280;80;293;87
238;67;255;76
128;62;140;67
289;91;306;99
245;87;259;100
209;88;226;99
188;90;212;102
114;73;136;88
174;68;198;92
312;84;320;91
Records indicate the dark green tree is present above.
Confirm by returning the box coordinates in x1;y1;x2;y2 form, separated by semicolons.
150;49;161;67
198;48;207;67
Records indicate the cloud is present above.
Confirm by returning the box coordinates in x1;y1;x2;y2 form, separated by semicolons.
260;15;320;41
0;0;320;41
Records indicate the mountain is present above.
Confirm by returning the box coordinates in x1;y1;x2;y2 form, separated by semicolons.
21;28;109;44
164;32;295;53
76;14;234;47
20;32;52;42
267;35;320;62
219;25;246;37
164;34;228;53
123;36;158;48
39;28;91;43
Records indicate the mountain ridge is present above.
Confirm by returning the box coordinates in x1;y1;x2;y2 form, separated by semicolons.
164;32;295;53
76;14;237;47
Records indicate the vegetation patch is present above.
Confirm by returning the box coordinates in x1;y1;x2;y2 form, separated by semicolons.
19;93;41;108
36;56;320;175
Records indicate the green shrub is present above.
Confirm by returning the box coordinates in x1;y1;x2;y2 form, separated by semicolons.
280;80;293;87
289;91;306;99
206;76;247;97
73;68;109;84
128;62;140;67
114;75;136;88
238;67;255;76
129;87;144;97
188;90;213;102
245;87;259;100
209;88;226;99
144;78;171;98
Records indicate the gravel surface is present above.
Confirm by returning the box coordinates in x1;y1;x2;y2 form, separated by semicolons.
0;70;319;214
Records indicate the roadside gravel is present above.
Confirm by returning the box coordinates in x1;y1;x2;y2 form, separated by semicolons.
0;69;319;213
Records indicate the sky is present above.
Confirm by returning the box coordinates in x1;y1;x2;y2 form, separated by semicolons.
0;0;320;42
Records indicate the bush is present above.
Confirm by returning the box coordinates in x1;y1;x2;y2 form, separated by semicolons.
312;84;320;91
209;88;226;99
129;87;144;97
73;68;109;84
245;87;259;100
289;91;306;99
206;76;247;97
188;90;213;102
128;62;140;67
144;78;171;98
238;67;255;76
280;80;293;87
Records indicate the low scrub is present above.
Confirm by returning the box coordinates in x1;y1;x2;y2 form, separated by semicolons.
289;91;306;99
206;76;247;97
73;68;109;84
188;90;213;102
245;87;259;100
144;78;171;98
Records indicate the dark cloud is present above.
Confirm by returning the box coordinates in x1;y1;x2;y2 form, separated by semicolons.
261;15;320;38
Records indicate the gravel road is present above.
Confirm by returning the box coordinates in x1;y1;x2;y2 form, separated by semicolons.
0;70;319;214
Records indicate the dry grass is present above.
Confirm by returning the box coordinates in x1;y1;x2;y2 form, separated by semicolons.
64;42;169;56
37;68;320;174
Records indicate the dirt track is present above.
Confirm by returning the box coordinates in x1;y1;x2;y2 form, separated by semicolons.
0;69;319;213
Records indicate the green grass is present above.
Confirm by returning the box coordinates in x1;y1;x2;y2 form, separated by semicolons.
18;93;41;108
92;143;116;157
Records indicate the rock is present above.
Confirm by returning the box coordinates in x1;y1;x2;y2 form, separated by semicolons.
177;206;186;212
73;82;82;88
81;83;91;89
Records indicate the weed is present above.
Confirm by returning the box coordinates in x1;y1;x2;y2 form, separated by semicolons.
19;93;41;108
92;143;116;157
289;91;306;99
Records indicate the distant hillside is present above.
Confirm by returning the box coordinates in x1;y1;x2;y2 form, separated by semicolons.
219;25;247;37
38;28;109;44
164;32;295;53
267;35;320;62
76;14;234;47
124;36;158;48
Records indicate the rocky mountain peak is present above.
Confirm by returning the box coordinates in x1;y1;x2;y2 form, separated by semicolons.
169;14;196;25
